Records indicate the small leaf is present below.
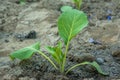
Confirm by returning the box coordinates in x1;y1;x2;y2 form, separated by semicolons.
58;8;88;44
20;0;26;5
61;6;73;12
46;42;64;65
66;61;108;75
46;46;55;54
89;61;108;75
46;46;58;61
10;42;40;60
73;0;79;2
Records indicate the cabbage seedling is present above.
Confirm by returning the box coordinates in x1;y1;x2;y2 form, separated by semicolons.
10;6;108;75
20;0;26;5
73;0;82;9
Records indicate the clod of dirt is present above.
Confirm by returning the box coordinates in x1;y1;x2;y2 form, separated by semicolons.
112;49;120;63
25;30;37;39
14;30;37;41
112;50;120;57
67;53;95;63
110;43;120;63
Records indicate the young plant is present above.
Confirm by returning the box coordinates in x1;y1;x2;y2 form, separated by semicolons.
72;0;83;9
10;6;108;75
20;0;26;5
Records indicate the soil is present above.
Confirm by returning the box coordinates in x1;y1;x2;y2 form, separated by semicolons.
0;0;120;80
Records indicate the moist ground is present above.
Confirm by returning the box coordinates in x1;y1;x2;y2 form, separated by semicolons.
0;0;120;80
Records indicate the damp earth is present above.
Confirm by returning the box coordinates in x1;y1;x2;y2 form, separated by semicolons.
0;0;120;80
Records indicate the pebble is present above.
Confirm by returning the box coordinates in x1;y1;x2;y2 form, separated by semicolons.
88;38;102;45
96;58;104;65
68;53;95;63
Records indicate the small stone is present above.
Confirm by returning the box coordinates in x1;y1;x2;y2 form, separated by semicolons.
88;38;102;45
88;38;94;43
96;58;104;65
107;10;112;14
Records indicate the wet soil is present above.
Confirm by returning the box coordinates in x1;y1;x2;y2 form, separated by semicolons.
0;0;120;80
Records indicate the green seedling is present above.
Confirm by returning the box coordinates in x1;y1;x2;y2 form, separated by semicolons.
10;6;108;75
72;0;83;9
20;0;26;5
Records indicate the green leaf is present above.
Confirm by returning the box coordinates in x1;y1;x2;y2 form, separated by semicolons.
10;42;40;60
46;46;55;54
46;42;64;65
58;8;88;44
89;61;108;75
66;61;108;75
61;6;73;12
73;0;79;2
20;0;26;5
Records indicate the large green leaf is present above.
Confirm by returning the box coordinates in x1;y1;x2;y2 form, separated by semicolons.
10;42;40;60
58;8;88;44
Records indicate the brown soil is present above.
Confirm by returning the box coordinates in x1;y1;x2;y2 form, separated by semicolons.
0;0;120;80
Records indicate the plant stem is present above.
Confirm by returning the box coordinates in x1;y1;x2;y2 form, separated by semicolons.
61;41;70;73
79;0;82;9
61;18;74;73
65;62;89;74
38;51;58;70
28;47;58;70
75;0;82;9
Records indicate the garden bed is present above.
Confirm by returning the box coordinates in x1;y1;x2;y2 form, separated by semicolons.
0;0;120;80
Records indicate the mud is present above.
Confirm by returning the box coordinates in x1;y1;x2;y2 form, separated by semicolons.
0;0;120;80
